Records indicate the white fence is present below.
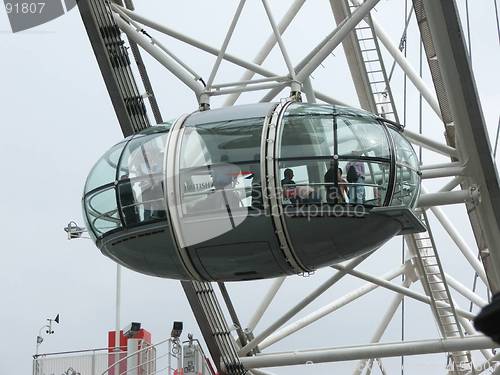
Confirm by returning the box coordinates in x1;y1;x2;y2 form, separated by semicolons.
33;339;213;375
33;348;159;375
33;350;112;375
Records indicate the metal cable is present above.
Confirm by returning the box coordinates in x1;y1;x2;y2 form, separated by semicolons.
494;116;500;158
419;40;423;163
387;6;414;84
494;0;500;45
465;0;472;64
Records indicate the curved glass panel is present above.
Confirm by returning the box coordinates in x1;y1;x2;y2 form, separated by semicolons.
281;114;334;158
85;142;126;193
286;103;335;116
336;116;390;159
390;127;419;169
84;186;120;236
388;128;420;207
118;131;169;226
278;105;393;208
118;130;168;179
392;165;420;207
84;126;171;237
333;104;376;118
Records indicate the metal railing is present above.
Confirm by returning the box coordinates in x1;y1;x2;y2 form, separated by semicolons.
33;349;114;375
34;338;215;375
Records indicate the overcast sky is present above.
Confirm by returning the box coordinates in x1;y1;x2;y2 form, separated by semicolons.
0;1;499;374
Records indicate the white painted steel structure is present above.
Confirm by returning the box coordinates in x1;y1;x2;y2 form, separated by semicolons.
79;1;499;374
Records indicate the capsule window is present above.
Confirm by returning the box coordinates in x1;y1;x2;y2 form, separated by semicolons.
387;127;420;207
84;141;126;193
84;185;121;236
336;116;391;159
117;132;168;225
179;118;265;216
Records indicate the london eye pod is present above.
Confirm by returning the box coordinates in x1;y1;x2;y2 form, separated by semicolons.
82;101;423;282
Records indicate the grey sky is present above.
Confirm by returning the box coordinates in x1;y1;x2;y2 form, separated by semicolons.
0;1;498;374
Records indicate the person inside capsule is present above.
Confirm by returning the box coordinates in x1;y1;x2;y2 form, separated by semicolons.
324;163;348;203
345;151;366;204
281;168;297;204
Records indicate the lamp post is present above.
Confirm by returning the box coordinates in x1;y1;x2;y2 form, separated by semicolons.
35;314;59;356
114;263;122;375
64;222;122;370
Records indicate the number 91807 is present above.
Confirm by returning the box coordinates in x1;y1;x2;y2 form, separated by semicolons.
5;2;46;14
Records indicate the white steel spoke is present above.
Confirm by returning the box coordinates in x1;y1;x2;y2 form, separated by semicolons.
417;189;479;208
117;6;277;78
247;276;286;333
302;77;317;103
260;0;381;103
112;4;202;81
261;0;298;86
445;273;488;308
238;254;370;356
404;129;458;158
206;0;246;89
224;0;305;106
331;265;476;320
420;161;463;171
296;0;381;82
420;165;465;179
239;336;496;369
259;265;406;350
439;176;463;192
353;278;412;375
113;14;205;102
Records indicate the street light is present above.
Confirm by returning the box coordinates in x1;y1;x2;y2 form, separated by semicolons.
35;314;60;356
168;321;184;375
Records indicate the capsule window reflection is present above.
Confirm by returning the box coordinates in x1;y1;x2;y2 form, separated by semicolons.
83;102;424;281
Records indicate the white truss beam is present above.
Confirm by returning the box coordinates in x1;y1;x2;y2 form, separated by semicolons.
259;266;406;350
225;0;305;106
420;166;465;179
438;176;463;192
238;254;369;356
417;189;479;208
113;14;206;103
404;129;458;158
206;0;246;89
246;277;286;333
112;4;202;82
239;336;496;369
295;0;381;83
445;273;488;308
302;77;317;103
331;265;476;320
261;0;298;88
353;279;412;375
